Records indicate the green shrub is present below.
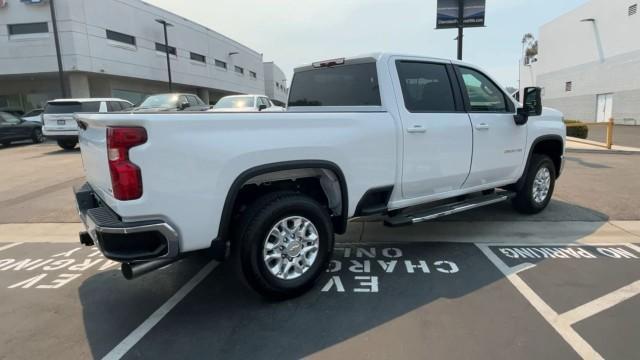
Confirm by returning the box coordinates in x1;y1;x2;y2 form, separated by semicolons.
564;120;589;139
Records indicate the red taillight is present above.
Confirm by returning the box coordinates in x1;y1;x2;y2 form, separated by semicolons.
107;127;147;200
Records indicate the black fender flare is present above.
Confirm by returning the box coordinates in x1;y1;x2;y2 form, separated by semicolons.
515;134;564;191
216;160;349;243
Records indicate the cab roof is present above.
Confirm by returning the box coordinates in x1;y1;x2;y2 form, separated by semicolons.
294;52;476;72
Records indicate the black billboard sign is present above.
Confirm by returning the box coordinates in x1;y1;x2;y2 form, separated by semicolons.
436;0;486;29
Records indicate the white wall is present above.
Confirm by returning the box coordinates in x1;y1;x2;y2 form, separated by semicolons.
263;61;288;104
0;0;272;95
530;0;640;122
537;0;639;75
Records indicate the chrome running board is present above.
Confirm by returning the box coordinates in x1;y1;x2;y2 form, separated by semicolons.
384;192;514;227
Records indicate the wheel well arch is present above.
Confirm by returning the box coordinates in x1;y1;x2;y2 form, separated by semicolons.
531;136;564;176
515;135;564;190
216;160;349;244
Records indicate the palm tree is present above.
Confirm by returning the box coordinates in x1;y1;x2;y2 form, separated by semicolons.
518;33;536;99
521;33;535;64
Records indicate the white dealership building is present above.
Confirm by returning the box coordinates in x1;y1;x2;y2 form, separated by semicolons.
0;0;287;111
520;0;640;124
263;61;288;106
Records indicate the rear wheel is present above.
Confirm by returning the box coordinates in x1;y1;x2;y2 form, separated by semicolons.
512;154;556;214
31;128;44;144
234;191;334;299
57;139;77;150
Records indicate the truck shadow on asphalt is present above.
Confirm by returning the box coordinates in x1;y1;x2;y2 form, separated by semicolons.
42;148;80;156
76;198;611;360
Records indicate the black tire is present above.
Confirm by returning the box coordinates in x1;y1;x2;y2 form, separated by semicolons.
31;128;44;144
234;191;334;299
57;139;77;150
512;154;556;214
1;141;10;147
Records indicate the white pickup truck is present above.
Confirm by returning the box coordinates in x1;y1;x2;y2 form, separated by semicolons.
74;53;565;298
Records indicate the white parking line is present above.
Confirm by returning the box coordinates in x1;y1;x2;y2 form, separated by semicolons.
102;260;218;360
476;244;604;360
0;242;23;252
560;279;640;325
626;243;640;253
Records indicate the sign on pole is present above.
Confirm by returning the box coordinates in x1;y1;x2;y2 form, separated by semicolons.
436;0;486;29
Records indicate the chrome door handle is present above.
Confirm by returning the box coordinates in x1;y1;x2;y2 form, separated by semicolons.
407;125;426;133
475;123;490;130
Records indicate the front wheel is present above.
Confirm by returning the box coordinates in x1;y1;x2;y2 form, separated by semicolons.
512;154;556;214
57;139;77;150
234;192;334;299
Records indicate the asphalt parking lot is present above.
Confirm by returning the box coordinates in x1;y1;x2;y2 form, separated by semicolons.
1;141;640;359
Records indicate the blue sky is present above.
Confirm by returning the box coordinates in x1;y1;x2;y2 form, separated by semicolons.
147;0;589;88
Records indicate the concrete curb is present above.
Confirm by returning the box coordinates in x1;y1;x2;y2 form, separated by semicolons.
566;148;640;155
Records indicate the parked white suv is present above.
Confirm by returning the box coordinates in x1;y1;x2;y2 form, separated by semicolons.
42;98;133;150
74;53;565;298
210;95;285;112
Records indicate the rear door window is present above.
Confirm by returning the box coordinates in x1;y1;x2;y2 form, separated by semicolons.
288;62;381;106
396;61;456;112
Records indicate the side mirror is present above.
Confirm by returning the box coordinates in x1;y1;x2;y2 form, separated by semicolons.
514;87;542;125
179;101;189;110
258;104;267;111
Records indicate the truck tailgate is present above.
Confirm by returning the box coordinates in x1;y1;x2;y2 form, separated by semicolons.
77;119;113;201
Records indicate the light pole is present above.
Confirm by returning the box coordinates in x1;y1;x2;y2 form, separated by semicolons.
457;0;464;60
155;19;173;92
49;0;66;97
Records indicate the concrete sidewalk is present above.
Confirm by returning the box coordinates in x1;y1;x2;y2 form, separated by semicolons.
566;137;640;153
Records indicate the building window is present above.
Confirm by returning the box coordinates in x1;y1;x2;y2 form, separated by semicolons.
249;71;257;79
190;52;206;63
234;66;244;75
106;30;136;46
155;42;176;56
565;81;573;92
215;59;227;69
630;4;638;16
8;22;49;35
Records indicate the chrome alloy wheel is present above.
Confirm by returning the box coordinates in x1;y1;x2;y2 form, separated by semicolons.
532;167;551;204
262;216;319;280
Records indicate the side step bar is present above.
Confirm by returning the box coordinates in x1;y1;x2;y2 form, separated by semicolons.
384;191;515;227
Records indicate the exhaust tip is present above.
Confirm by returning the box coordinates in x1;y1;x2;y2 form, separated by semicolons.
121;257;178;280
79;231;94;246
121;262;134;280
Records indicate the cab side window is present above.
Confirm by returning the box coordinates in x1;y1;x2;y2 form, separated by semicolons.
108;101;122;112
396;61;456;112
177;96;189;109
459;67;509;113
1;112;21;124
187;95;200;107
